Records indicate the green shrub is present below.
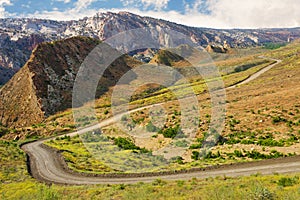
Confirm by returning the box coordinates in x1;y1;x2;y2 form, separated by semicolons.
152;178;167;186
121;115;128;122
287;134;298;142
146;121;159;132
263;42;286;50
177;180;185;187
252;186;275;200
257;138;284;147
113;137;140;150
189;143;202;149
204;151;221;159
241;139;256;145
171;156;184;164
113;137;150;154
234;150;244;158
159;125;184;139
246;150;267;159
277;176;299;187
116;184;126;190
229;118;240;127
226;138;241;145
272;116;286;124
191;151;200;160
269;150;284;158
133;117;144;124
174;140;189;148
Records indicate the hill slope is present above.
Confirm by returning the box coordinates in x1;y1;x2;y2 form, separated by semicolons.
0;37;140;128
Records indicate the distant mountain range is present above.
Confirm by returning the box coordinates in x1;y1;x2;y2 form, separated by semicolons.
1;11;300;85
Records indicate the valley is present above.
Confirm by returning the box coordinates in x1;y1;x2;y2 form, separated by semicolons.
0;10;300;200
20;51;300;185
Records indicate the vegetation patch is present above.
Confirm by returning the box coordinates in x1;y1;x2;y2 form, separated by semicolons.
263;42;287;50
45;133;169;174
113;137;150;153
159;125;184;139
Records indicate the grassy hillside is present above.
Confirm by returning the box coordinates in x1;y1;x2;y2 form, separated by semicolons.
38;41;300;173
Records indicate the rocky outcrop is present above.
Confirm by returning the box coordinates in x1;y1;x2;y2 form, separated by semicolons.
206;44;227;53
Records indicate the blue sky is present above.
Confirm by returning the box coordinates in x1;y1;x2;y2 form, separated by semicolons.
3;0;196;14
0;0;300;28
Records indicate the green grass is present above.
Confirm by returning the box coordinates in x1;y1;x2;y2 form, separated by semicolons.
0;141;29;183
1;171;300;199
45;133;170;174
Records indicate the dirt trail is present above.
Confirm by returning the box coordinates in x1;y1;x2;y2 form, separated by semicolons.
227;56;281;89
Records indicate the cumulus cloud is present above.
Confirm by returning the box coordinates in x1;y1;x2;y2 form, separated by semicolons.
199;0;300;28
23;0;300;28
28;0;98;20
120;0;169;11
73;0;98;11
0;0;12;5
0;0;12;18
133;0;300;28
120;0;136;7
141;0;170;11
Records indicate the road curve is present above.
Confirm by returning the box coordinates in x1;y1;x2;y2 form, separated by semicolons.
22;56;296;185
227;56;282;89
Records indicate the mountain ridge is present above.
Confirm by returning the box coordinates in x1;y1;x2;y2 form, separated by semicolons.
1;11;300;84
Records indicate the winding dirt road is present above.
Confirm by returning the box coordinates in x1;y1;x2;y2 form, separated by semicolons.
22;56;300;185
227;56;282;89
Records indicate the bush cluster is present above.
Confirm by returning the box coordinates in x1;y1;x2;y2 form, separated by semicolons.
113;137;150;153
159;125;184;139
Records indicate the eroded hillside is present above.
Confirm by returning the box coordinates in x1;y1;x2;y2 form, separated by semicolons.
0;37;141;128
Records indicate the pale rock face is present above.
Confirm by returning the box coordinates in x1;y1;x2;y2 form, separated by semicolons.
0;11;299;84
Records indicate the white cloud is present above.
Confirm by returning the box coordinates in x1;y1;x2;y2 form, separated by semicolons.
23;0;300;29
120;0;169;11
137;0;300;28
73;0;97;11
0;0;12;6
55;0;72;4
185;0;208;13
120;0;136;7
27;0;98;20
198;0;300;28
141;0;170;11
0;0;12;18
